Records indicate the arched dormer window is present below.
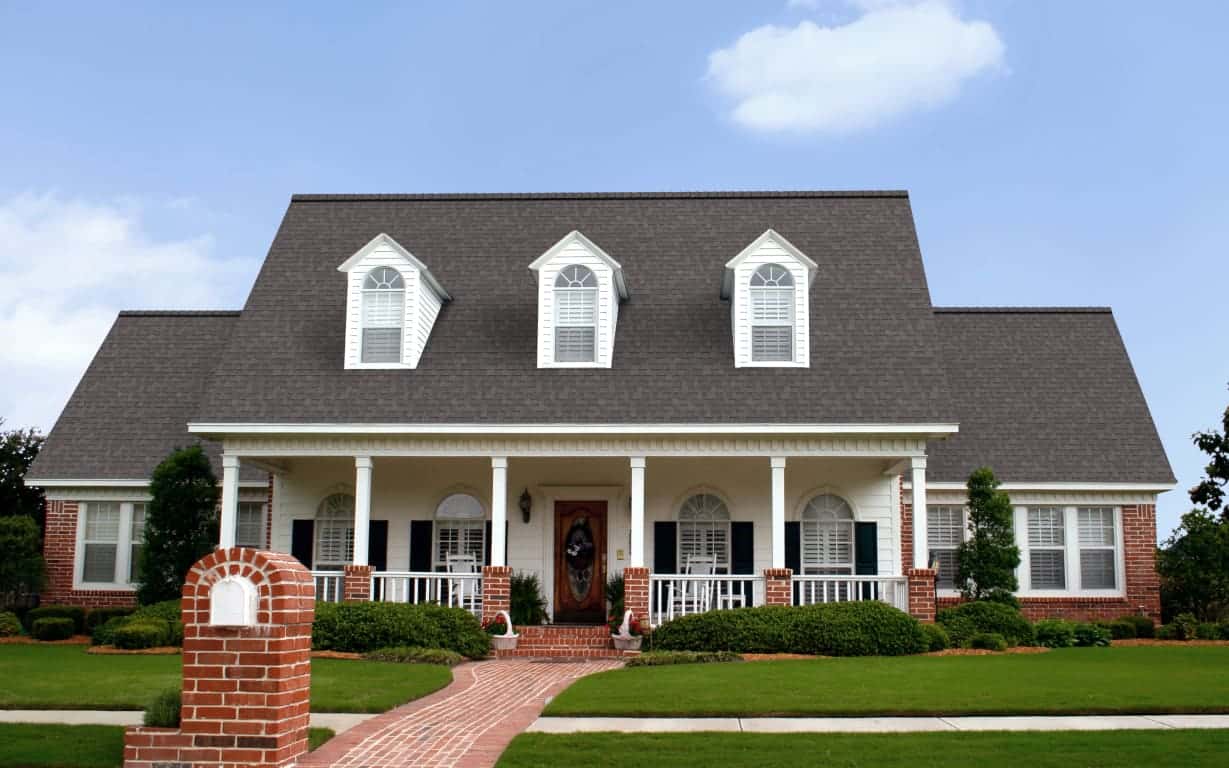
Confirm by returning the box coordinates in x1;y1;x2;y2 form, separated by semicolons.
434;493;486;570
361;266;404;363
750;263;795;362
801;493;854;574
678;493;731;573
316;493;355;570
554;265;598;363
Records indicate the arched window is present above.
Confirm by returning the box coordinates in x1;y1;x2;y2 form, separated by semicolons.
435;493;486;570
749;263;795;362
801;494;854;574
362;266;404;363
554;264;597;363
678;493;731;572
316;493;355;569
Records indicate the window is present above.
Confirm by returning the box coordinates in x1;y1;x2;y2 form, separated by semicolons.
78;501;145;587
1027;507;1066;590
236;502;264;549
554;265;597;363
316;493;355;569
801;494;854;574
750;264;795;362
128;503;146;583
82;503;121;584
928;505;964;590
361;266;404;363
1078;507;1117;590
435;493;485;569
678;493;730;572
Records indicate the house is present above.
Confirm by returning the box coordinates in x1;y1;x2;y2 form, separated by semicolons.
26;191;1174;647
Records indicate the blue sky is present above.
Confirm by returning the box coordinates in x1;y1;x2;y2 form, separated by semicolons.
1;1;1226;539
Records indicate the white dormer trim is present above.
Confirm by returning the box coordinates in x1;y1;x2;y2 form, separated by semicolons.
529;231;628;369
722;229;815;368
337;233;450;370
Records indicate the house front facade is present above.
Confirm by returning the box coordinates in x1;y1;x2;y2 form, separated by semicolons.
27;191;1174;641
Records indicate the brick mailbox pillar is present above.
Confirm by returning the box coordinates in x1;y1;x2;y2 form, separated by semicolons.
481;565;513;625
343;564;374;602
123;548;315;768
622;567;650;624
763;568;793;606
907;568;937;622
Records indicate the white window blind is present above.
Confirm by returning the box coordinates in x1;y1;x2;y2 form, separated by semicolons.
434;493;486;568
236;502;264;549
83;502;121;583
554;265;598;363
801;494;854;574
749;264;795;362
128;503;146;583
361;267;404;363
678;494;730;571
1078;507;1117;589
1028;507;1066;589
927;506;964;590
316;493;355;568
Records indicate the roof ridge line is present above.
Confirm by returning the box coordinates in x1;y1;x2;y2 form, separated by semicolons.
118;310;242;317
289;190;910;202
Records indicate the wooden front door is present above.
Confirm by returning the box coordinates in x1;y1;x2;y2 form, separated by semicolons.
553;501;607;624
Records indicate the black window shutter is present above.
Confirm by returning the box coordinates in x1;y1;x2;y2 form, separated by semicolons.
785;521;801;573
855;521;879;599
409;520;433;572
291;520;314;570
368;520;389;572
654;522;677;573
731;522;755;575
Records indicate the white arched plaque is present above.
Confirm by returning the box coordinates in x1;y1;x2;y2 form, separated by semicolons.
210;575;258;626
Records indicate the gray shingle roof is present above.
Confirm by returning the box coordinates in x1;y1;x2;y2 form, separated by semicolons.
27;312;265;484
926;308;1174;484
194;192;957;424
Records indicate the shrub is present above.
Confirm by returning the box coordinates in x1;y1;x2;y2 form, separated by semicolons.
1099;620;1137;640
31;616;75;641
143;688;181;728
1072;623;1112;647
91;615;128;646
1173;612;1200;640
1156;623;1179;640
85;606;136;630
936;601;1034;647
1219;621;1229;641
0;610;21;637
113;619;174;649
0;516;46;603
625;650;743;667
1118;615;1155;639
1196;622;1221;640
921;623;950;651
652;602;926;657
131;600;181;623
606;574;625;619
969;632;1008;651
1034;619;1076;648
363;646;465;666
137;446;219;605
312;602;488;657
25;605;86;634
510;572;548;626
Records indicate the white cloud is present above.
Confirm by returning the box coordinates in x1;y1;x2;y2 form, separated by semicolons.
0;193;250;431
710;0;1005;134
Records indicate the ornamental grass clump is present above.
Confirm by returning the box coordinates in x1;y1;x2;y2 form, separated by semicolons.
143;688;181;728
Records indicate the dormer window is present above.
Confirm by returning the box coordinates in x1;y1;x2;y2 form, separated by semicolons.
721;229;816;368
750;264;795;362
361;266;405;363
554;265;598;363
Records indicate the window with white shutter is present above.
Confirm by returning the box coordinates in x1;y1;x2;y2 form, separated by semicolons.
554;265;597;363
434;493;486;568
1078;507;1117;590
316;493;355;569
361;267;404;363
1028;507;1066;590
677;494;730;572
927;506;964;590
801;494;854;575
128;503;146;583
83;503;121;584
749;264;794;362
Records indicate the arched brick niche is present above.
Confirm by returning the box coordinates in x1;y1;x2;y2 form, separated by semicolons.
123;548;315;768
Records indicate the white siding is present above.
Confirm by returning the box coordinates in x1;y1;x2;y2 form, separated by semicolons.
536;238;619;368
730;238;810;368
342;240;444;369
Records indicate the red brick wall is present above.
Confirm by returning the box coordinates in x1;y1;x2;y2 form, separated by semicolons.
907;568;937;622
763;568;793;606
41;499;137;609
481;565;512;624
342;564;373;602
622;566;649;625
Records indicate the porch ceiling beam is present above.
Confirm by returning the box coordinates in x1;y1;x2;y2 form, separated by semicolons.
882;459;911;476
243;458;290;475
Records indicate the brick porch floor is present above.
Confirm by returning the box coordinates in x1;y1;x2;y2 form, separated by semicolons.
297;658;621;768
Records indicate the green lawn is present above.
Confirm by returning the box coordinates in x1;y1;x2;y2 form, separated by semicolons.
0;724;333;768
546;647;1229;717
497;731;1229;768
0;645;451;714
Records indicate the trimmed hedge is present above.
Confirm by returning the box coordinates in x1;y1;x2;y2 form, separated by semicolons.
625;651;743;667
85;606;136;630
25;605;86;635
1034;619;1076;648
114;619;175;650
31;616;75;641
1072;622;1111;647
91;616;127;646
937;601;1033;647
313;602;489;657
1096;619;1137;640
131;600;182;623
921;623;950;652
1196;622;1221;640
363;646;465;666
1118;615;1155;639
651;602;927;657
0;611;21;637
969;632;1008;651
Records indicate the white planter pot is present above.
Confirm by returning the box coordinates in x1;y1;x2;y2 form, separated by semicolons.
612;635;642;651
490;635;519;651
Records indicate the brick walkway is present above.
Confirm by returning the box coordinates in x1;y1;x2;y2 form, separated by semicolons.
298;658;621;768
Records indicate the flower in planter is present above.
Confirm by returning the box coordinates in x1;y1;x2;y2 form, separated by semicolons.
483;616;509;636
609;613;643;637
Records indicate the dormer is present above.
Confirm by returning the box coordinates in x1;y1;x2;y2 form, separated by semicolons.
529;231;628;368
337;233;451;370
721;229;817;368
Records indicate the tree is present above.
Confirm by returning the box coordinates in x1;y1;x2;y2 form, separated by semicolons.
1191;384;1229;516
1157;508;1229;622
0;420;45;526
0;516;46;608
954;467;1021;602
136;446;219;605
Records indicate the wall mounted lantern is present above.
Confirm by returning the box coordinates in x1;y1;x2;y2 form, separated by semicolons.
518;489;533;524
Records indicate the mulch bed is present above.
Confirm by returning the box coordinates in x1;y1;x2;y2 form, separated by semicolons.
0;635;91;645
742;653;825;661
312;650;364;660
87;645;181;655
1114;639;1229;647
927;646;1050;656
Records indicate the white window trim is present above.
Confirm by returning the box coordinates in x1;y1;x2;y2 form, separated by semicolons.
433;492;488;570
74;501;142;592
724;229;816;370
530;230;628;370
1015;505;1126;598
235;501;267;549
928;505;967;596
799;494;856;575
360;267;406;366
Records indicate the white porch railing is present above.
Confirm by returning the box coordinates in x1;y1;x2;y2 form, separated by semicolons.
649;574;763;627
792;575;909;612
312;571;344;603
371;571;484;616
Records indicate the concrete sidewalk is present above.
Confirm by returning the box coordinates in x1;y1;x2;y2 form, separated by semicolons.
528;714;1229;734
0;710;372;734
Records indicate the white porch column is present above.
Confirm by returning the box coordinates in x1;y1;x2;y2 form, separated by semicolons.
771;457;787;569
491;457;508;567
629;457;646;568
353;456;373;565
219;455;240;549
911;456;929;570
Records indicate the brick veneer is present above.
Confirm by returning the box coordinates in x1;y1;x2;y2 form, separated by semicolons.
342;564;374;602
907;568;937;622
763;568;793;606
481;565;512;625
497;624;628;658
123;547;315;768
42;499;137;609
622;566;649;626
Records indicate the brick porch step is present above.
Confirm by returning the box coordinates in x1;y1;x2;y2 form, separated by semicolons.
495;624;637;659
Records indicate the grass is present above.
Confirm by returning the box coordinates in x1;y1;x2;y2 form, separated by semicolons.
0;645;452;713
0;724;335;767
497;731;1229;768
546;647;1229;717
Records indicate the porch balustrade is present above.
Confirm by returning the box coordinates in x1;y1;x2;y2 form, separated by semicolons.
312;570;344;603
371;570;484;616
649;573;764;627
791;574;909;612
